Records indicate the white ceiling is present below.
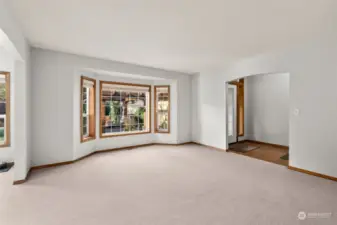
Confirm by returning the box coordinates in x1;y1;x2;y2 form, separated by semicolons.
7;0;336;74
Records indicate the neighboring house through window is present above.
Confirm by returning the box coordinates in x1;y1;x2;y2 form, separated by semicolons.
100;81;151;137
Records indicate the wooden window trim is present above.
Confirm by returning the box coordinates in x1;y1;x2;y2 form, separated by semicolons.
80;76;96;143
99;81;152;138
0;71;10;147
154;85;170;134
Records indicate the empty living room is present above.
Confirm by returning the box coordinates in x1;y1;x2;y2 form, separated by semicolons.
1;0;337;224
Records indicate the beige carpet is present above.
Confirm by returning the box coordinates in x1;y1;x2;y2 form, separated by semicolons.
1;144;337;225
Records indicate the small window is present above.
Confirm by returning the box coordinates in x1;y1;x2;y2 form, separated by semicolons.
81;76;96;142
0;72;10;147
100;81;151;137
155;86;170;133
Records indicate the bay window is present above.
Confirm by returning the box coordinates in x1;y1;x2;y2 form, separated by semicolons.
100;81;151;137
81;76;96;142
154;86;170;133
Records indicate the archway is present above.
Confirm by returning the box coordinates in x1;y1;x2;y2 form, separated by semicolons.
225;72;290;166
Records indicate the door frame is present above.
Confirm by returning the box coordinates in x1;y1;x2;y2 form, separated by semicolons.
226;84;237;144
229;79;245;137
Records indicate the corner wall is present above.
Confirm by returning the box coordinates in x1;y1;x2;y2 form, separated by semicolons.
0;0;31;182
245;73;289;146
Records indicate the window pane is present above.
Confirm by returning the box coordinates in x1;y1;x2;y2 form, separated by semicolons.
0;118;4;143
81;78;95;140
81;76;98;141
82;126;87;136
121;91;128;99
138;97;146;107
0;103;6;115
82;87;88;108
121;124;129;132
130;92;138;98
0;83;6;101
155;86;169;132
101;83;150;135
139;92;146;98
102;125;110;134
135;107;145;124
102;90;112;101
83;103;88;114
158;113;169;130
111;125;121;133
0;74;9;145
130;125;138;131
158;99;169;111
105;101;121;118
0;83;6;115
83;116;88;127
112;91;120;97
139;123;145;131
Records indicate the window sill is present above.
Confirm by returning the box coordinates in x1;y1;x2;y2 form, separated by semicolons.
0;143;10;148
155;130;170;134
100;130;151;138
81;136;96;143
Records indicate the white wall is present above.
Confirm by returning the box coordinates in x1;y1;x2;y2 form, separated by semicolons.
0;0;31;182
192;73;227;148
244;73;289;146
0;0;26;61
32;48;192;166
192;32;337;178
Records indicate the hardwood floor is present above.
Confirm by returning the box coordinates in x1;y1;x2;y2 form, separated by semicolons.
228;141;289;166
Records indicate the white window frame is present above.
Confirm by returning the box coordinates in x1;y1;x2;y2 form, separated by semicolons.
80;76;96;142
82;86;90;137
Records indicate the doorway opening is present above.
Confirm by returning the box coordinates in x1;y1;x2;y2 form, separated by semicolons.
226;73;290;166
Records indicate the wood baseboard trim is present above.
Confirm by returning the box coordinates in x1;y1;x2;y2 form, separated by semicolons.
13;179;26;185
31;161;73;170
156;142;194;146
13;142;195;185
245;140;289;150
288;166;337;182
96;143;155;154
13;168;32;185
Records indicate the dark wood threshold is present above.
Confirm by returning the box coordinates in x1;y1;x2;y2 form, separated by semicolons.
235;139;289;150
229;141;335;182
